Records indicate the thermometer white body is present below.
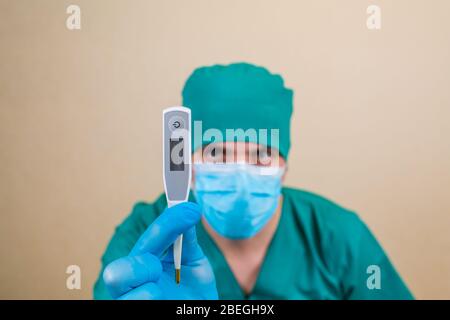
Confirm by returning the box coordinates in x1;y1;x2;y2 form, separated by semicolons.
162;106;191;284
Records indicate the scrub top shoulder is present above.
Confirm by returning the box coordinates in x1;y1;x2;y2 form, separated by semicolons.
93;187;413;300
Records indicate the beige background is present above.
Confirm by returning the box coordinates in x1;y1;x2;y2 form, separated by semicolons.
1;0;449;299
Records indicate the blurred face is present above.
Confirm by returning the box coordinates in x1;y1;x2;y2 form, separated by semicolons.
192;142;286;239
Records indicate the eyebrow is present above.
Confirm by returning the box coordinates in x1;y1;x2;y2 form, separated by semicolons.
203;144;271;154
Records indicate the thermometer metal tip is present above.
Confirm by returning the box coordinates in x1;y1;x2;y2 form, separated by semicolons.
175;268;181;284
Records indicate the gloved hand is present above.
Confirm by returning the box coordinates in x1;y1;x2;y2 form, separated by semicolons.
103;202;218;299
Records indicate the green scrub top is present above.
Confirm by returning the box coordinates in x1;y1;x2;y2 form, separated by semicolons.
93;187;413;300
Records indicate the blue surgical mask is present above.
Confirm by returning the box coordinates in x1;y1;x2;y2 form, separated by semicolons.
193;163;284;239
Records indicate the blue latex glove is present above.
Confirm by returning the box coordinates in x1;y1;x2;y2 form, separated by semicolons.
103;202;218;299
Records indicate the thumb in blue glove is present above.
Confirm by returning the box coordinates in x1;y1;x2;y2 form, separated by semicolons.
102;202;218;300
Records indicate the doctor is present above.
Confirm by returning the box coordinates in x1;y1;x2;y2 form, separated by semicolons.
94;63;413;300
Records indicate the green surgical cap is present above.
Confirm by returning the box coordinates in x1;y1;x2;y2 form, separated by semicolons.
182;62;293;159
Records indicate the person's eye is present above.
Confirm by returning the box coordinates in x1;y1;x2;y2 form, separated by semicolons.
257;148;273;166
203;145;224;163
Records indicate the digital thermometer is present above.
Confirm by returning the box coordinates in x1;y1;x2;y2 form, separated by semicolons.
162;106;191;284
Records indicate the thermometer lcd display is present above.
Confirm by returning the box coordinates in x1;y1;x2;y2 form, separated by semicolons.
169;137;184;171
